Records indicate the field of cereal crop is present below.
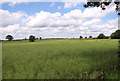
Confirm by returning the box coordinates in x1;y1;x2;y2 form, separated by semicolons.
2;39;118;79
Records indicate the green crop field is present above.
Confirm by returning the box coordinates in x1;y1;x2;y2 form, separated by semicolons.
2;39;118;79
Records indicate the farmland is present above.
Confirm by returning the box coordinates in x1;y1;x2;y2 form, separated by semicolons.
2;39;118;79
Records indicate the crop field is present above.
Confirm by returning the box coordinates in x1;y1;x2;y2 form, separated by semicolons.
2;39;118;79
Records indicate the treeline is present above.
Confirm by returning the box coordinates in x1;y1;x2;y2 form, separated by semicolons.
79;30;120;39
2;30;120;42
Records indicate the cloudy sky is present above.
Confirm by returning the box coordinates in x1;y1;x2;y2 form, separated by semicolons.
0;1;118;39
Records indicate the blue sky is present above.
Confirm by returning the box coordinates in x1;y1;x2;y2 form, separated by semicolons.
0;2;118;39
2;2;84;15
1;2;117;19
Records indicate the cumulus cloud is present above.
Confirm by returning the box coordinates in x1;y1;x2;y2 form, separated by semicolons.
25;4;115;28
25;10;85;28
0;24;20;39
0;9;27;27
83;4;115;18
0;17;118;39
26;11;62;27
83;18;102;26
0;3;118;39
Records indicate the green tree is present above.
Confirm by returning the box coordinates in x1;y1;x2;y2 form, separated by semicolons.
29;35;35;42
105;36;109;39
89;36;92;38
6;35;13;41
85;37;87;39
97;33;106;39
80;36;83;39
111;30;120;39
24;38;27;40
36;38;38;40
40;37;42;40
84;0;120;15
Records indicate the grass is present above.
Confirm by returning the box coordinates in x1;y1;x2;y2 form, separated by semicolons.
2;39;118;79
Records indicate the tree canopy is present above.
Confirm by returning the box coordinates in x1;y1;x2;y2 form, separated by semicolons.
89;36;92;38
97;33;106;39
40;37;42;40
6;35;13;41
80;36;83;39
84;0;120;15
111;30;120;39
29;35;35;42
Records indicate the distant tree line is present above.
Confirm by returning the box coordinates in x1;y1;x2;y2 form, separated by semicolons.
79;30;120;39
5;35;42;42
4;30;120;42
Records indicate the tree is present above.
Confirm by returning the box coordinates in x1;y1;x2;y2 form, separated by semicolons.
6;35;13;41
105;36;109;39
40;37;42;40
80;36;83;39
84;0;120;15
24;38;27;40
89;36;92;38
111;30;120;39
97;33;106;39
85;37;87;39
29;35;35;42
36;38;38;40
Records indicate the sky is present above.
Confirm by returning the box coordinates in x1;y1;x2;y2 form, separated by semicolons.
0;1;119;40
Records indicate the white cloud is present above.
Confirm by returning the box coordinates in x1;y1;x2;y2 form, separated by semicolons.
0;24;20;39
0;24;20;33
8;1;21;7
58;6;61;9
64;2;81;8
1;0;86;3
83;18;102;26
62;9;83;19
25;4;115;28
0;17;118;40
26;11;62;27
25;10;85;28
1;0;84;7
0;9;27;27
82;4;115;18
0;3;118;39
